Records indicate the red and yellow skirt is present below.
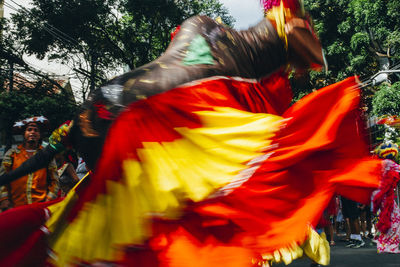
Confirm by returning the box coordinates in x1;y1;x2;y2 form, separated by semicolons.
0;75;383;266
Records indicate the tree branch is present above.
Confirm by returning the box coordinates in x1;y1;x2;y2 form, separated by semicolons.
0;49;68;94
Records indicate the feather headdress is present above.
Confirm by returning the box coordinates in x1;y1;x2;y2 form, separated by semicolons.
261;0;303;13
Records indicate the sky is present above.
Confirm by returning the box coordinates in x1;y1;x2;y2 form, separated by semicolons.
219;0;264;29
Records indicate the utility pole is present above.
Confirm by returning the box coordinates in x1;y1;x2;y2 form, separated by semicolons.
0;0;4;19
89;49;98;92
9;60;13;91
0;0;3;39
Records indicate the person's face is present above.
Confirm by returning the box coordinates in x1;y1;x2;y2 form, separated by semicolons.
24;123;41;145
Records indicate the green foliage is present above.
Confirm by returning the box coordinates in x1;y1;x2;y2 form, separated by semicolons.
1;16;77;148
7;0;234;100
350;32;369;51
369;82;400;145
0;83;77;133
291;0;400;100
372;82;400;116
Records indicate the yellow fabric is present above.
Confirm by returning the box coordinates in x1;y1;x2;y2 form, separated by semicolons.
259;227;330;266
46;107;283;265
303;230;330;265
46;173;89;232
266;4;297;49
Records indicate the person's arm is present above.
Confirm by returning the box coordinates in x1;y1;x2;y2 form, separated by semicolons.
0;121;72;187
0;149;14;209
65;163;80;182
46;159;59;201
0;145;58;186
0;186;11;211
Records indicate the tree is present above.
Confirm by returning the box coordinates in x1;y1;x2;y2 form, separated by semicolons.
1;16;78;149
292;0;400;100
370;82;400;145
372;82;400;117
0;79;78;150
7;0;234;101
1;0;233;150
8;0;122;101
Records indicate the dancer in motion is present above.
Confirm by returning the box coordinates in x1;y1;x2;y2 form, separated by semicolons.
0;1;395;266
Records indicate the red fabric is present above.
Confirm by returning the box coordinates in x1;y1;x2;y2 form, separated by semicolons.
184;77;382;256
170;25;181;41
255;70;293;115
94;102;114;120
97;76;382;264
0;200;59;266
0;76;386;266
317;196;338;229
327;196;338;216
67;75;293;221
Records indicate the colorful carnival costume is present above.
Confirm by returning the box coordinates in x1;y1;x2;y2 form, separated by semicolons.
0;116;59;208
377;199;400;253
0;144;59;207
373;142;400;253
0;1;397;266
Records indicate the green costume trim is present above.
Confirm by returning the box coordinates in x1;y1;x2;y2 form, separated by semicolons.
183;35;215;66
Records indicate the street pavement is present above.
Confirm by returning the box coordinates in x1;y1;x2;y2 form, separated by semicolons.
276;237;400;267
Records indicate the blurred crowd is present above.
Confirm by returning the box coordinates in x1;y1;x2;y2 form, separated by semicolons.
320;142;400;253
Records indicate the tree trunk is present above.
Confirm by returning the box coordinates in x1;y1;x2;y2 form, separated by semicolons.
90;51;98;92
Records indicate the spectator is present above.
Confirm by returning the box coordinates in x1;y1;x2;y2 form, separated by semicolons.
0;116;59;211
359;204;373;239
325;195;338;246
55;150;79;196
76;157;89;180
342;196;365;248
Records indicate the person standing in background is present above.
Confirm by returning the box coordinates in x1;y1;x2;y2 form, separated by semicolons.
0;116;59;211
342;196;365;248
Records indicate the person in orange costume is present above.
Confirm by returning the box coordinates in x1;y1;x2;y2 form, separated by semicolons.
0;117;59;210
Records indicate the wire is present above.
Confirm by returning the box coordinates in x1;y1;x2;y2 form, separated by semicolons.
3;1;99;89
7;0;82;47
23;59;72;78
4;0;92;78
4;0;111;90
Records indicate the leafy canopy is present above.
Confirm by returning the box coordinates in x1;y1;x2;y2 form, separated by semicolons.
293;0;400;99
7;0;234;100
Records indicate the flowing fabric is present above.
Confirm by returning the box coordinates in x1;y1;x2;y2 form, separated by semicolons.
0;75;384;266
0;5;391;266
0;200;59;266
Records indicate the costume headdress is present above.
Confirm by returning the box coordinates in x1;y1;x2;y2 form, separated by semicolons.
374;141;399;163
261;0;304;14
261;0;305;47
13;116;49;133
170;25;181;41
